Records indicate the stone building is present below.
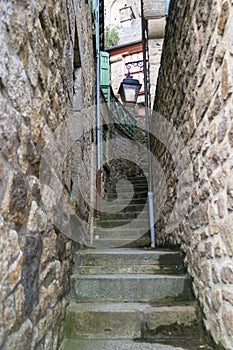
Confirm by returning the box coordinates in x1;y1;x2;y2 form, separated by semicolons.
104;0;141;29
153;0;233;348
0;1;96;348
105;0;168;109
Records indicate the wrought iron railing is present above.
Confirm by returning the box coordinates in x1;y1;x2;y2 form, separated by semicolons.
101;85;136;139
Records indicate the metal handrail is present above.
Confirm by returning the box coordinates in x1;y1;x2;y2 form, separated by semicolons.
101;84;136;139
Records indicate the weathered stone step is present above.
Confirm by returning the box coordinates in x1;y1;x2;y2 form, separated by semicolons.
93;228;152;248
107;186;148;194
95;226;149;233
61;338;194;350
103;198;148;206
101;210;149;221
65;302;199;340
101;202;148;213
93;234;151;248
77;263;181;275
106;192;148;201
99;219;149;228
95;220;150;237
101;196;148;203
94;229;149;240
75;248;184;275
93;230;150;248
127;176;148;182
93;238;136;249
72;274;194;303
119;183;148;188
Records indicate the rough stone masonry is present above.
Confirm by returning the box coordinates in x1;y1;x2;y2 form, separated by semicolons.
0;1;95;349
153;0;233;349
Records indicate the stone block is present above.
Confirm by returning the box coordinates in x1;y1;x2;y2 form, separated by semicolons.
221;265;233;284
143;0;166;19
222;289;233;305
211;288;222;311
27;200;48;233
61;338;197;350
76;248;184;275
148;18;166;39
1;171;29;227
67;302;142;339
222;306;233;336
217;1;230;35
2;319;33;350
72;274;193;303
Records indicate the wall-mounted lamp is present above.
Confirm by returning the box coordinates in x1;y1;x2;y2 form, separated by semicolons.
118;75;142;104
118;60;143;104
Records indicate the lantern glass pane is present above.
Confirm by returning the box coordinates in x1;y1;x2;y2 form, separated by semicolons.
123;84;137;103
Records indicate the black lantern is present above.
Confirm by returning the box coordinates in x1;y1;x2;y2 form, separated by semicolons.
118;75;142;104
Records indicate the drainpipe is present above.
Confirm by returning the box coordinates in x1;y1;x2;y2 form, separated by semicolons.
165;0;170;16
141;0;155;248
96;0;101;218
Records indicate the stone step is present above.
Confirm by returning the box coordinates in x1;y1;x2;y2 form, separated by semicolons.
101;202;148;213
119;183;148;188
93;238;136;249
92;234;151;248
100;210;149;221
94;228;151;245
61;338;202;350
95;223;150;234
94;229;148;240
72;274;194;303
127;176;148;182
65;302;199;340
75;248;185;275
106;191;148;200
110;189;148;196
101;196;148;203
108;186;148;194
99;219;149;228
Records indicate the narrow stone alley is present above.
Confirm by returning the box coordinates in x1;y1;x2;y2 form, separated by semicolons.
0;0;233;349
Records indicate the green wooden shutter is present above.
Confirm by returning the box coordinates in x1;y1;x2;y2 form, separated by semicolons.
92;0;96;14
92;0;98;22
100;51;110;102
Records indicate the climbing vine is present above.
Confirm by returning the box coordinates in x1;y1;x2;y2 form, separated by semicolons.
104;26;119;48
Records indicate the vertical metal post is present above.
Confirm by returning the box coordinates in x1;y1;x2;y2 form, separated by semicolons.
141;0;155;248
96;0;101;217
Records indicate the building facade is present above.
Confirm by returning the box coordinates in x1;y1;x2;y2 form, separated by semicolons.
104;0;169;109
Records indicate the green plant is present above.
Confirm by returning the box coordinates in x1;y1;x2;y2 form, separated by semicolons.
104;26;119;48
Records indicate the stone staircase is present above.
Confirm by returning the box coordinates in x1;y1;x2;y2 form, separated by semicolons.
61;248;214;350
94;175;151;248
61;176;215;350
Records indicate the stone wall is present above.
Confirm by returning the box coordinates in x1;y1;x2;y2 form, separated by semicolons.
0;1;95;349
143;0;166;19
104;0;141;28
148;38;164;107
153;0;233;348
